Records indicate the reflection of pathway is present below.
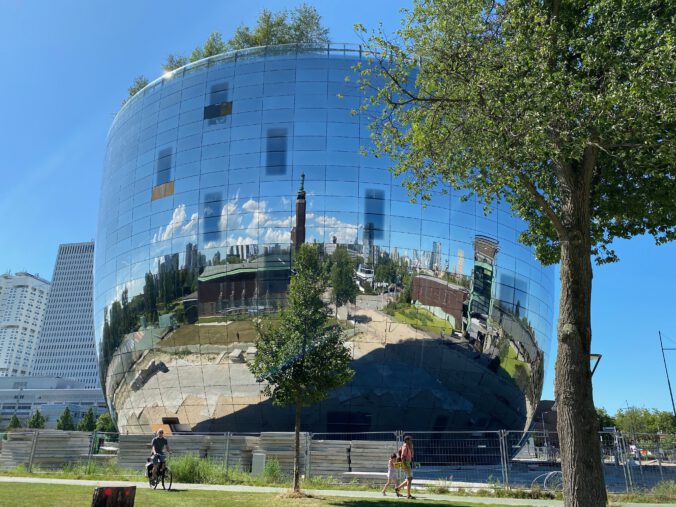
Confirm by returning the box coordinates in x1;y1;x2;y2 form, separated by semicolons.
341;305;443;361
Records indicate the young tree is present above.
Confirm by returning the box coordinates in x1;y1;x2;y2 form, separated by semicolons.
122;75;149;105
190;32;227;62
357;2;673;505
27;409;45;429
56;407;75;431
330;246;358;316
249;244;354;493
77;407;97;432
6;414;22;431
162;54;189;72
95;412;117;434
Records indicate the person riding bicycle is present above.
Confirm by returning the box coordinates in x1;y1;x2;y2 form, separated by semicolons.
150;429;171;480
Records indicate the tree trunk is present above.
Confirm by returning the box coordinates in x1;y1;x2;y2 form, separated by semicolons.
293;400;301;493
555;170;607;507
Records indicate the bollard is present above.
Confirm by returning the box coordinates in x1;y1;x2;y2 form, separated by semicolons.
91;486;136;507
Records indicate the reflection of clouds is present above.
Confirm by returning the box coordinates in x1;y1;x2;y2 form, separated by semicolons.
152;197;360;250
316;215;358;243
152;204;198;242
219;200;240;232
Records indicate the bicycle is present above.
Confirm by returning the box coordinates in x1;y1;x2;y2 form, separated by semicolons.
530;470;563;493
145;454;173;490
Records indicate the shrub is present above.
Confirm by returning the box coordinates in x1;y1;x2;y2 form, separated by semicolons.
263;458;284;483
169;454;227;484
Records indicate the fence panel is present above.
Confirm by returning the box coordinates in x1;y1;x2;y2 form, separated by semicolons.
621;432;676;492
0;427;674;496
0;432;36;470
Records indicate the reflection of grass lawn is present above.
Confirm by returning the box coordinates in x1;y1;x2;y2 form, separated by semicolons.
498;343;530;383
159;320;258;347
499;343;520;377
384;303;453;335
198;315;229;323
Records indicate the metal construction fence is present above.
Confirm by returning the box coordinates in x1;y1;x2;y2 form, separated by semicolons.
0;429;674;494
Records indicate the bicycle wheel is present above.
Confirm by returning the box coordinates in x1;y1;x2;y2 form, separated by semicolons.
544;471;563;492
162;468;172;490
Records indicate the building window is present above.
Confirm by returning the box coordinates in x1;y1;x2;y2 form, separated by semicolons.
204;82;232;121
265;128;288;176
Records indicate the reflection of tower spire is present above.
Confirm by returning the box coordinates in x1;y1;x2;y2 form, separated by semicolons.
293;173;306;252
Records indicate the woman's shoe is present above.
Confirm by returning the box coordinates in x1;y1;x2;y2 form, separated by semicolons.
407;495;416;499
395;487;403;497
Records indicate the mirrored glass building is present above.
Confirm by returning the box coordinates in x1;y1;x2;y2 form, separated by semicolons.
96;44;555;434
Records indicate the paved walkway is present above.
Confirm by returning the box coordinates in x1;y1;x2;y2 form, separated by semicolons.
1;476;675;506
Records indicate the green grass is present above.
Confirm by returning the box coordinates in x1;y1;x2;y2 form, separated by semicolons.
383;303;453;335
0;482;533;506
497;343;522;378
159;320;258;348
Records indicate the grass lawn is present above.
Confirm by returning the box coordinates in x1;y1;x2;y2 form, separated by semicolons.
497;343;520;377
0;482;527;507
159;320;258;348
385;304;453;335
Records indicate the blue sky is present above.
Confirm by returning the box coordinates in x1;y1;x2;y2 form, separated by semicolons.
0;0;674;416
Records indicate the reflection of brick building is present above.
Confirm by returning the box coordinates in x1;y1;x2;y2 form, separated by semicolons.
411;275;467;328
197;256;290;316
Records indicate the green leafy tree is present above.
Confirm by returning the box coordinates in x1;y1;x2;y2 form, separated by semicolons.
596;407;616;430
95;412;117;434
77;407;97;432
226;4;329;50
249;244;354;492
122;75;149;105
190;31;227;62
6;414;22;431
374;255;398;287
56;407;75;431
357;1;674;505
27;409;45;429
330;246;358;316
615;407;676;435
162;54;188;72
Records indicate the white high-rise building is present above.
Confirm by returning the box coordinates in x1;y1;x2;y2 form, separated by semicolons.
0;272;50;376
32;242;100;388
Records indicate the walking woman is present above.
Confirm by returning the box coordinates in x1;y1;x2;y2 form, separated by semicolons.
395;435;415;499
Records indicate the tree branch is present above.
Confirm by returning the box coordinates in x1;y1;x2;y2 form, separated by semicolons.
517;172;567;238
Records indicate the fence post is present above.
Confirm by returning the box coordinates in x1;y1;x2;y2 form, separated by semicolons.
223;432;231;475
87;430;97;474
305;433;312;479
619;432;633;493
27;430;39;473
499;430;510;488
655;434;664;482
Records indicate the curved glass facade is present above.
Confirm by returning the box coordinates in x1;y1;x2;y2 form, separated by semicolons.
96;44;554;434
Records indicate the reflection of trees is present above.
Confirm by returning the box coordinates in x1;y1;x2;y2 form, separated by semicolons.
373;252;410;288
100;256;199;389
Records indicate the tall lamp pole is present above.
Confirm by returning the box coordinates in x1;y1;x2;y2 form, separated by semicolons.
658;331;676;420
